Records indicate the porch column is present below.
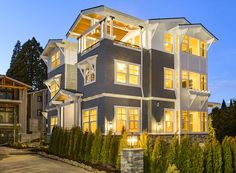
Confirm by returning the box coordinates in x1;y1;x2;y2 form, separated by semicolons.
56;106;61;127
100;21;104;39
109;16;115;39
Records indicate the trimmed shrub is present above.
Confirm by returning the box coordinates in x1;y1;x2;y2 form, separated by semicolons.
191;142;204;173
100;130;112;164
139;132;152;173
49;126;58;154
74;127;83;160
222;137;233;173
204;139;213;173
151;137;168;173
91;129;103;163
116;131;128;168
108;135;120;167
167;136;179;168
84;131;95;162
178;136;191;173
79;131;88;161
166;164;180;173
212;139;223;173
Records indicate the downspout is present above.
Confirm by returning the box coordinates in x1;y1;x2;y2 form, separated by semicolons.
140;26;144;133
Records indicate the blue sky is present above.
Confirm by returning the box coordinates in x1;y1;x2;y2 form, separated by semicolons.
0;0;235;103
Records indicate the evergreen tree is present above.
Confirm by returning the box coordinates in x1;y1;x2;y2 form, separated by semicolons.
100;130;112;164
79;131;88;161
108;135;120;167
221;100;227;110
7;40;21;76
151;137;168;173
116;130;128;168
191;142;204;173
166;164;180;173
6;37;47;91
222;137;233;173
167;136;179;169
204;139;213;173
178;136;191;173
74;127;83;160
139;132;153;173
91;129;103;163
84;132;94;162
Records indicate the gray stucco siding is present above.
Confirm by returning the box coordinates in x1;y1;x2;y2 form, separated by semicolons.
151;49;176;99
152;100;175;122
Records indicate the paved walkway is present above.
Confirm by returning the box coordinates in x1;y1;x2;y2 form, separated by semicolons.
0;147;90;173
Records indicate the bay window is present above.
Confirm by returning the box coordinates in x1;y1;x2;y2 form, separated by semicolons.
82;107;97;133
51;51;60;70
115;60;140;86
164;68;174;90
164;110;174;132
115;106;140;133
164;33;173;53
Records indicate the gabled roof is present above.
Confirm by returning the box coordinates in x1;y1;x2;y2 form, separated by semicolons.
40;39;63;59
0;75;31;89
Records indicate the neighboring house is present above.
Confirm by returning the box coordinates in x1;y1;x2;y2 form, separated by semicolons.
27;89;48;138
41;6;218;140
0;75;30;144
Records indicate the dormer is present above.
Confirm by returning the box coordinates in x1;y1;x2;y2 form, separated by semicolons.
41;39;77;73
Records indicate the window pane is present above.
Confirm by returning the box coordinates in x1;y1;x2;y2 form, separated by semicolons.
200;41;207;57
116;107;127;132
182;111;188;132
182;70;188;88
189;112;201;132
116;62;127;73
164;110;174;132
129;75;138;85
164;33;173;53
182;35;188;53
189;37;199;56
129;65;139;75
201;112;207;132
116;73;126;83
200;75;207;91
90;122;97;133
83;122;89;132
164;69;174;89
189;72;200;90
129;108;139;132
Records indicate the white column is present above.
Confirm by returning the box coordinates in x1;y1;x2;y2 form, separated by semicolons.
100;21;104;39
139;26;143;48
57;106;61;127
104;18;108;38
110;16;114;39
78;97;82;127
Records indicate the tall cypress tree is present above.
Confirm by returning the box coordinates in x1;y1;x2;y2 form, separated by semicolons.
6;37;47;91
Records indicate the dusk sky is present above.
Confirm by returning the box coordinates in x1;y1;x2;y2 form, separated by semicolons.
0;0;235;103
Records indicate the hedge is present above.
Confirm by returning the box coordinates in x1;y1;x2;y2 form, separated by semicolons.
49;127;236;172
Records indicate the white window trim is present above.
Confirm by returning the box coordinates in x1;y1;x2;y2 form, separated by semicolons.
164;108;175;133
164;32;174;54
164;67;175;91
114;59;141;87
114;105;141;134
82;106;98;132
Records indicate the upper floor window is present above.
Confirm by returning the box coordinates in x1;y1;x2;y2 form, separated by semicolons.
164;110;174;132
164;33;173;53
115;60;140;86
164;68;174;90
51;51;61;70
182;70;207;91
181;35;207;57
84;64;96;85
115;106;140;133
82;107;97;133
50;79;60;98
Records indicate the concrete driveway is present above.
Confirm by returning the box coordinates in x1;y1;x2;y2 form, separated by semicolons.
0;147;90;173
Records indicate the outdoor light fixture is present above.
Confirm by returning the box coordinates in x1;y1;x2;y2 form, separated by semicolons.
127;133;138;148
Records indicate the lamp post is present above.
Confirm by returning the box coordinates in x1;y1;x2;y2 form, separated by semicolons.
127;133;138;148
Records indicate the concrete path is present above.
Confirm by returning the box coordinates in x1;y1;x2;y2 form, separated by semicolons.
0;147;90;173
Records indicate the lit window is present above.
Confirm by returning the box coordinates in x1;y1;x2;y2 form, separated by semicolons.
189;112;201;132
164;33;173;53
115;61;140;86
51;51;60;70
152;121;164;133
50;79;60;98
189;72;200;90
176;35;179;53
176;111;179;132
82;108;97;133
200;41;207;57
182;70;188;88
182;35;188;53
182;111;188;132
189;37;200;56
84;64;95;85
115;107;140;133
164;110;174;132
164;68;174;89
201;112;207;132
200;74;207;91
50;116;58;132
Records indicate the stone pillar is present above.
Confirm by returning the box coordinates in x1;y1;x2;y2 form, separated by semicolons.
121;148;144;173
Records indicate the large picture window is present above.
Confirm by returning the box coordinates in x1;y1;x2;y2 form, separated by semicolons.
115;106;140;133
115;60;140;86
189;37;199;56
82;108;97;133
164;68;174;89
51;51;61;70
189;72;200;90
164;33;173;53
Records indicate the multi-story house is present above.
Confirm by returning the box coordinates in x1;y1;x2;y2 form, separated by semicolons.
41;6;217;140
0;75;30;144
